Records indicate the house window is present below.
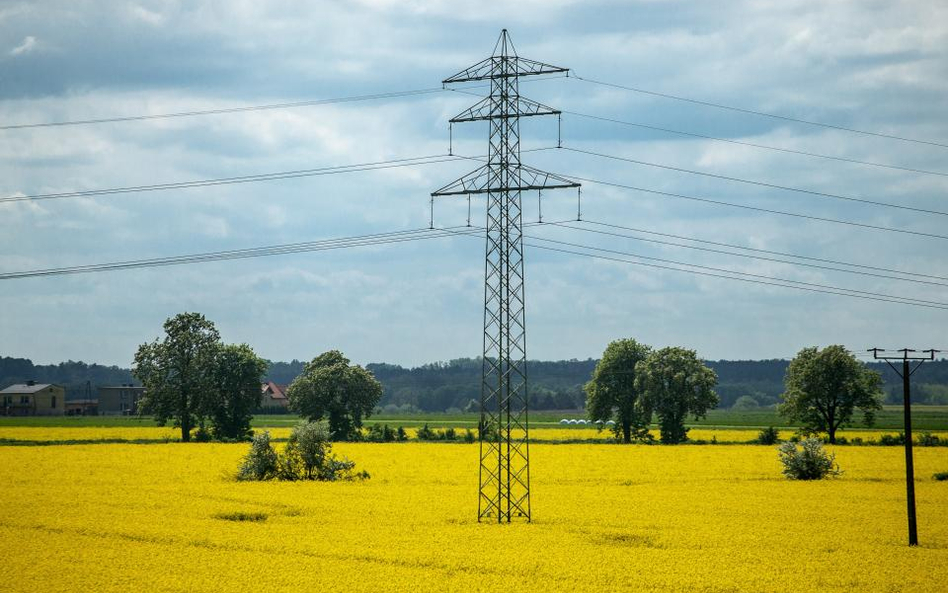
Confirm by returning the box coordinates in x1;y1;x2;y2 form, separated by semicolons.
52;396;57;408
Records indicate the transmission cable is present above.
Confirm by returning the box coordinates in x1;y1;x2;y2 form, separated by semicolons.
0;154;460;204
448;151;948;242
438;226;948;310
570;74;948;150
446;86;947;178
574;219;948;284
0;226;481;280
514;231;948;308
568;173;948;242
520;240;948;311
0;88;446;130
549;221;948;288
561;110;947;178
2;147;556;205
563;146;948;217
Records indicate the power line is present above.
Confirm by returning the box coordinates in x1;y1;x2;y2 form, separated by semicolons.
2;147;557;205
448;86;946;177
561;110;948;178
0;154;459;204
450;152;948;241
568;173;948;242
517;231;948;308
575;219;948;284
515;238;948;311
0;88;446;130
563;146;948;217
551;221;948;288
571;74;948;150
0;226;479;280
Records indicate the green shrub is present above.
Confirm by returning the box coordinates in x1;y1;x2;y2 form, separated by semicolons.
283;421;331;479
934;472;948;481
463;429;476;443
236;431;278;481
365;423;397;442
917;432;941;447
240;421;368;482
440;427;457;441
756;427;780;445
879;433;905;446
416;423;437;441
396;426;408;442
778;438;841;480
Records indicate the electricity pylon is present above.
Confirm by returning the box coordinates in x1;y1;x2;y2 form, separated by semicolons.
432;30;580;523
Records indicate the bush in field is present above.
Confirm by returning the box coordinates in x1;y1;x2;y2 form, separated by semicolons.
463;429;476;443
239;421;368;482
396;426;408;442
237;431;279;481
283;421;332;479
934;472;948;481
917;432;942;447
879;433;905;446
778;438;841;480
365;424;397;442
416;424;437;441
756;426;780;445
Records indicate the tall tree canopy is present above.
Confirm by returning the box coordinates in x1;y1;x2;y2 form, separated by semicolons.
287;350;383;440
779;345;882;444
208;343;268;441
133;312;220;442
585;338;652;443
635;347;718;444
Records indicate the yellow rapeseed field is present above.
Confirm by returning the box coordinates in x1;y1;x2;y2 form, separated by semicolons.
1;441;946;592
1;425;943;444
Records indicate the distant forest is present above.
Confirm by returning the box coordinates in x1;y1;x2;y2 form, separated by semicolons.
4;356;948;412
266;357;948;411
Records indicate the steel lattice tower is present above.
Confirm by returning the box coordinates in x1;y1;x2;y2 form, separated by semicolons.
433;30;580;523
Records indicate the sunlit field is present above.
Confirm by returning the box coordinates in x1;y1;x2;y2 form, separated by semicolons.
1;425;945;445
1;441;946;592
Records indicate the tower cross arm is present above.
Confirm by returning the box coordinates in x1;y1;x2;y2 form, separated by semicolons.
442;56;569;85
451;95;561;123
432;164;580;197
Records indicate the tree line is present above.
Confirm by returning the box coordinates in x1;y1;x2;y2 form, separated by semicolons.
587;340;883;445
6;351;947;412
133;312;383;442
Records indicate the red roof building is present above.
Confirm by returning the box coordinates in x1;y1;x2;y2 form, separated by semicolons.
261;381;289;409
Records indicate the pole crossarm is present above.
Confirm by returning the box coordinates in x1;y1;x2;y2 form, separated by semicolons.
431;163;580;197
450;95;560;123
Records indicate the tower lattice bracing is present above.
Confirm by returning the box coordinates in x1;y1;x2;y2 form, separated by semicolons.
433;30;579;523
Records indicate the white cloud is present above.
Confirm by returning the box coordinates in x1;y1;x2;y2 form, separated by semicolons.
9;35;36;55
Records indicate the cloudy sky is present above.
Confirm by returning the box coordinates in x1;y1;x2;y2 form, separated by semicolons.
1;0;946;368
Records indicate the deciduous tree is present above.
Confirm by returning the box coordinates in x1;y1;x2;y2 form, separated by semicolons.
133;312;220;442
287;350;383;440
635;347;718;444
208;343;268;441
778;345;882;444
585;338;652;443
